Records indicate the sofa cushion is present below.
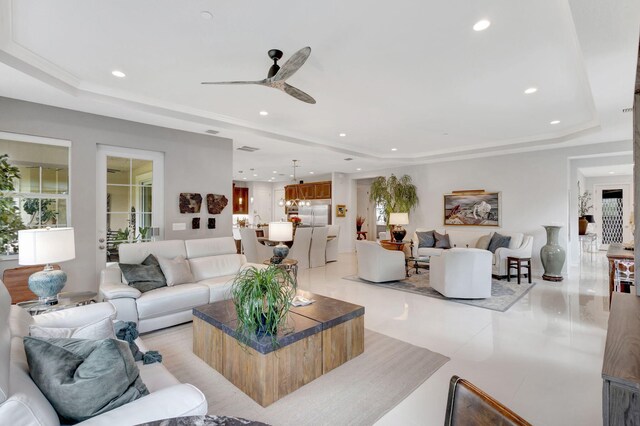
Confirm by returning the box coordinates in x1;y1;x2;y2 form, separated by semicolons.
9;306;34;338
502;232;524;250
136;283;209;320
4;362;60;426
119;255;167;293
488;233;511;253
157;255;195;286
434;232;451;249
188;254;244;282
416;231;436;248
29;317;115;340
23;337;149;423
198;275;236;303
417;247;444;257
475;233;494;250
185;237;237;259
119;240;187;265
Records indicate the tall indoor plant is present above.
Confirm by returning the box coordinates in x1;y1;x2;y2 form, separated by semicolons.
369;174;419;227
231;266;295;344
0;154;24;253
577;181;592;235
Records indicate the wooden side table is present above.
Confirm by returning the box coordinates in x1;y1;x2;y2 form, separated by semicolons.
356;231;367;240
507;257;531;284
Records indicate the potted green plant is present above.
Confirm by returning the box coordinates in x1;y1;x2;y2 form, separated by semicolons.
231;266;295;343
577;181;592;235
369;174;419;230
0;154;24;253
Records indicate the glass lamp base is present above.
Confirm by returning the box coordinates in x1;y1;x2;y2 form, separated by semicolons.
28;269;67;303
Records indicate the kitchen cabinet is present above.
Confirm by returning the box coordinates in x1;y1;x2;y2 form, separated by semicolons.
314;181;332;199
233;186;249;214
284;181;332;201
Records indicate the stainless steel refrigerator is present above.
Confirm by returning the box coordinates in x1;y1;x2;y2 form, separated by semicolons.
296;201;331;227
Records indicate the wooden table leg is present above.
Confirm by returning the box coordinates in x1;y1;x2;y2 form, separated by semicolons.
609;258;615;307
527;259;532;284
517;261;521;284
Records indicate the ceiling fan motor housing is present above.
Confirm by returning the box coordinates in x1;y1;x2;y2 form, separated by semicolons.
267;49;283;78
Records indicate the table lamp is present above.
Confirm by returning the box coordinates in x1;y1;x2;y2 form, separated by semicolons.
268;222;293;264
18;227;75;305
389;212;409;243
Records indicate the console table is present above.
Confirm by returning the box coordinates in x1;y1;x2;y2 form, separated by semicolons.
602;292;640;425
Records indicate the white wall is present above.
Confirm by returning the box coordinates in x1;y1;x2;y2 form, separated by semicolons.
332;172;357;252
0;97;233;293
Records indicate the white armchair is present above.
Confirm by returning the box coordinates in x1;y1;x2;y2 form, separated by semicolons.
430;248;492;299
0;279;207;425
356;240;406;283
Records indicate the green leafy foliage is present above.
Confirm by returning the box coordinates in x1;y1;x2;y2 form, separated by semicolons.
0;154;24;249
23;198;58;226
577;181;593;217
231;266;295;348
369;174;419;227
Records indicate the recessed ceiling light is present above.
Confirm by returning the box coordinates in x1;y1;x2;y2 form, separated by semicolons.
473;20;491;31
259;111;269;116
200;11;213;20
356;168;362;171
253;174;258;177
391;148;398;151
272;171;277;173
524;87;538;94
339;133;347;137
550;120;560;125
243;177;247;180
309;171;314;174
290;174;294;177
111;70;126;78
609;171;615;174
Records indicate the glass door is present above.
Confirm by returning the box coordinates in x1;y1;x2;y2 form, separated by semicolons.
96;146;164;271
594;184;632;249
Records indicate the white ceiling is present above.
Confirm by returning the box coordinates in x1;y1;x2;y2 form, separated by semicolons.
579;164;634;177
0;0;638;182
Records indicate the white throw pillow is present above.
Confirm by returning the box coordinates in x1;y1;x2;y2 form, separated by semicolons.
29;317;116;340
157;255;195;286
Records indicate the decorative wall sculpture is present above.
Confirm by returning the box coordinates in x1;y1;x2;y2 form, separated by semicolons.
179;193;202;214
208;218;216;229
444;191;500;226
207;194;228;214
192;218;200;229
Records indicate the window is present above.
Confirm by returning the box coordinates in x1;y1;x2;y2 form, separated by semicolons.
0;136;70;255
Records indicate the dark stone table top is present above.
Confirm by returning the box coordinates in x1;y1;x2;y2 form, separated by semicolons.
193;291;364;355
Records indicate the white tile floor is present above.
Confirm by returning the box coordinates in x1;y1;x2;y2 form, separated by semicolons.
295;251;610;425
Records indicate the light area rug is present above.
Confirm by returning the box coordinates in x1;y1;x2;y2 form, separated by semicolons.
344;270;536;312
141;323;449;426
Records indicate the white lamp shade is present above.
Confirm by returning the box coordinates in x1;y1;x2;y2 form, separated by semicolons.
269;222;293;242
388;213;409;225
18;227;76;265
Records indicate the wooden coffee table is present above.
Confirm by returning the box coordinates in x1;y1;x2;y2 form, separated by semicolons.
192;291;364;407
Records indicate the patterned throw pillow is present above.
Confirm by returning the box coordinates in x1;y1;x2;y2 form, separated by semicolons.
487;232;512;253
434;232;451;249
416;231;436;248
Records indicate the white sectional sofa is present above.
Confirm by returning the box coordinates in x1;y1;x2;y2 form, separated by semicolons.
412;229;534;278
100;236;263;333
0;281;207;425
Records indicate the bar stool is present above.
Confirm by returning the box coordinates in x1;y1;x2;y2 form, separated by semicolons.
507;257;532;284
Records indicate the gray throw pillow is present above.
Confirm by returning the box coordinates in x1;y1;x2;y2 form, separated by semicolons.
120;254;167;293
157;255;194;286
24;337;149;424
416;231;436;248
487;232;512;253
434;232;451;249
475;233;493;250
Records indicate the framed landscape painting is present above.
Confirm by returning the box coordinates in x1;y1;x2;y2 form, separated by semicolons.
444;192;501;226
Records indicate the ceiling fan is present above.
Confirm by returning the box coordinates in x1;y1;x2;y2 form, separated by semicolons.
201;47;316;104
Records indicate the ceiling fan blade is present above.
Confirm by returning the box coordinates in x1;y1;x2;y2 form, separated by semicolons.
273;47;311;82
201;79;267;85
283;83;316;104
